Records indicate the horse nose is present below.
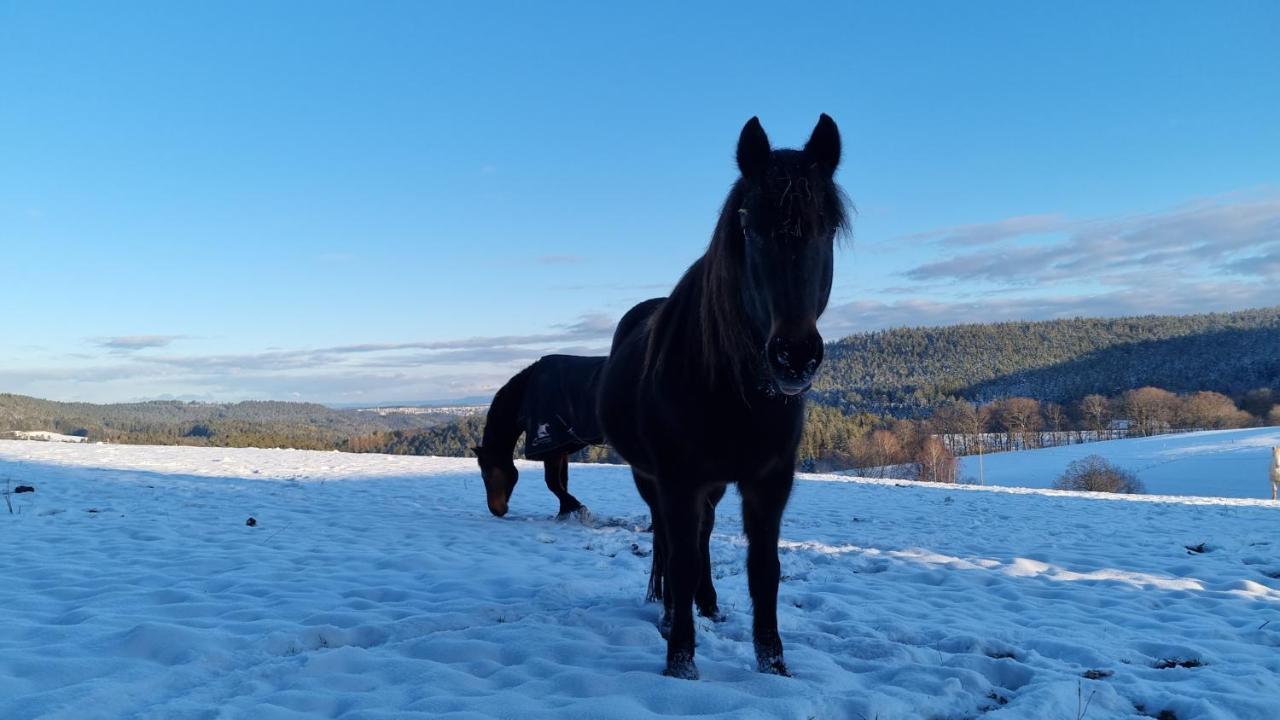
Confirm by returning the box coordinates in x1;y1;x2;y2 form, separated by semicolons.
487;489;510;517
767;332;824;394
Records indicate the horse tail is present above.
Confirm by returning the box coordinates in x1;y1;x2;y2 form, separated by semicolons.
646;531;665;602
646;556;664;602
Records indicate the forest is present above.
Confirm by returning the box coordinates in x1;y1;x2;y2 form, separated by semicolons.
811;306;1280;416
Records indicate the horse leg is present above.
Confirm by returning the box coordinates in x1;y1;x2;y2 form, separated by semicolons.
633;470;664;604
658;484;704;680
543;455;579;517
742;475;794;676
695;485;726;620
558;454;583;515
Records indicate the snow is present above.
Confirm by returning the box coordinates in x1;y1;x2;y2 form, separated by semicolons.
960;427;1280;499
7;431;87;443
2;438;1278;719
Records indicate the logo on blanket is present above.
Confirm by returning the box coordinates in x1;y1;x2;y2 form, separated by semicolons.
533;422;551;446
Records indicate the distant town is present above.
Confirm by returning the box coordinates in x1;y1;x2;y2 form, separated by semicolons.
355;404;489;418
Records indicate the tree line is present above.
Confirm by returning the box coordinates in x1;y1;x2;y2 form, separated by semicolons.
0;394;448;449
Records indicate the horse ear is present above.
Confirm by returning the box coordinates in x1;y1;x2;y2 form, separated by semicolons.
736;116;771;179
804;113;841;177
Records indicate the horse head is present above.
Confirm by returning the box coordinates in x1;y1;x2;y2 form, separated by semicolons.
731;114;846;395
472;445;518;516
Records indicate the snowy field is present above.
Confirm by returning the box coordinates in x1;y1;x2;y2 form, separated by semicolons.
960;427;1280;499
2;439;1278;720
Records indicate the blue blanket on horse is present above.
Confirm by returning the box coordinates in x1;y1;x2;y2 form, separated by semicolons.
521;354;607;461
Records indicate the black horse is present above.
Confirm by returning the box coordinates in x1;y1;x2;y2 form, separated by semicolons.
598;115;847;679
473;354;607;518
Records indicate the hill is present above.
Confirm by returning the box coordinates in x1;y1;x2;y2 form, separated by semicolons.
813;306;1280;416
0;394;451;449
958;426;1280;498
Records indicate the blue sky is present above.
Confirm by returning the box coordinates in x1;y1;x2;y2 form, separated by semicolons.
2;1;1278;404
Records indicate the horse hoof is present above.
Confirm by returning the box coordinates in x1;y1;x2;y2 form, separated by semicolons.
558;506;591;522
758;657;791;677
697;606;725;623
663;658;699;680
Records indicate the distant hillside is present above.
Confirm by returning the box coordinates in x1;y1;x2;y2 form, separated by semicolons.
0;395;452;449
813;306;1280;416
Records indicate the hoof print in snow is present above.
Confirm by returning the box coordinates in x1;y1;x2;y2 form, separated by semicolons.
246;517;257;527
982;690;1009;708
1082;668;1113;679
1153;657;1203;669
629;543;651;558
1184;543;1208;554
14;485;34;493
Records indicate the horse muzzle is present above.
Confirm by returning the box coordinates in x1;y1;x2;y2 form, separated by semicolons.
766;331;823;396
487;496;510;517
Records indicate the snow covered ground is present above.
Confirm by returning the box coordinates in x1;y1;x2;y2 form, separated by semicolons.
2;439;1278;719
960;427;1280;499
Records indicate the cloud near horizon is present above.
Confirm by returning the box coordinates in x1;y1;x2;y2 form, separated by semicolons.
901;192;1280;286
822;191;1280;336
8;314;621;405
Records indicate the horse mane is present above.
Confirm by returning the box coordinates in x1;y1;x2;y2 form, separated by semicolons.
645;157;850;390
479;361;535;459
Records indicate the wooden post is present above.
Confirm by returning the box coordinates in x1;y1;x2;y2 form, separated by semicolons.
1270;447;1279;501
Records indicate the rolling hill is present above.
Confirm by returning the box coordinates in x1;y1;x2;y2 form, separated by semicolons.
813;306;1280;416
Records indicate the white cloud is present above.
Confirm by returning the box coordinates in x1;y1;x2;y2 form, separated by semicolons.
95;335;186;351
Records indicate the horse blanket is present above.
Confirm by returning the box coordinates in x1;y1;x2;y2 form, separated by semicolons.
521;354;607;461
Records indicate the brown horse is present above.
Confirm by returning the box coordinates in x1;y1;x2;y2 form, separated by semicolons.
473;354;606;517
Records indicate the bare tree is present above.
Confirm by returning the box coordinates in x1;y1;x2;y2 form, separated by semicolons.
1123;387;1178;436
992;397;1043;449
855;429;905;477
1043;402;1066;433
890;418;923;459
928;399;980;454
1078;394;1111;435
915;436;957;484
1179;391;1251;429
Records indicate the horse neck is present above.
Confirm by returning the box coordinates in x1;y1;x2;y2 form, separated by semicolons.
648;252;761;397
482;365;531;455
